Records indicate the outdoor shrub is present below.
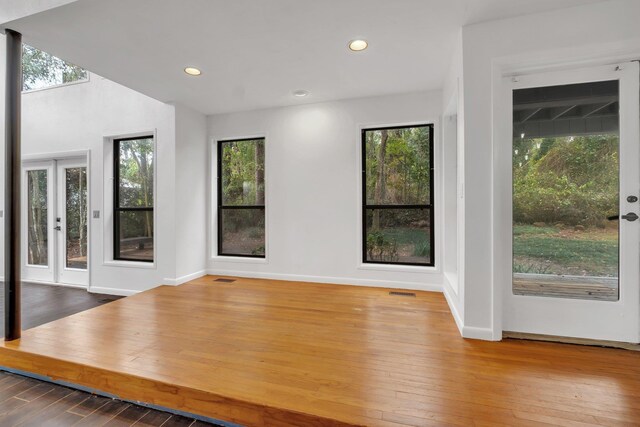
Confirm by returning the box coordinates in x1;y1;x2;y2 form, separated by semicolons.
366;231;399;262
513;135;618;226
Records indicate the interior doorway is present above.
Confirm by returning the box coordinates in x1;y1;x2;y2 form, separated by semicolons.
502;62;640;343
22;156;89;288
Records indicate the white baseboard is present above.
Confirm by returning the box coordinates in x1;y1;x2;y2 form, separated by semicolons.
443;279;463;337
206;268;442;292
88;286;140;297
443;274;500;341
13;279;88;290
462;325;498;341
162;270;207;286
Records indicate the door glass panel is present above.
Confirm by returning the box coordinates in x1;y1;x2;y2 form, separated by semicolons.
27;169;48;266
65;167;87;269
512;80;619;301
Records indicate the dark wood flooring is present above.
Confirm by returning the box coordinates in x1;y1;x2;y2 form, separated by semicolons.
0;371;214;426
0;283;218;426
0;282;122;337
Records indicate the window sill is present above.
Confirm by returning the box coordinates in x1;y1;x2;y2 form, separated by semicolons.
357;263;439;274
103;260;156;269
210;256;268;265
22;76;90;94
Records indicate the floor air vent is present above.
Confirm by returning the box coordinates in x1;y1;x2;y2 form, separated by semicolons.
389;291;416;297
214;278;236;283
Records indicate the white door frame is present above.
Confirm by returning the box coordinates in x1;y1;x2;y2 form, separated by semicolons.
498;62;640;343
22;150;91;289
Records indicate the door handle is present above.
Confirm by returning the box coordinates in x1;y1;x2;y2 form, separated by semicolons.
607;213;639;221
54;226;61;231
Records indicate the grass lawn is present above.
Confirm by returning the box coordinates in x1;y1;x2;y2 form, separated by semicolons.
513;224;618;277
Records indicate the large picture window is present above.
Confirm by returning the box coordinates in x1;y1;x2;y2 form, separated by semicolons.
362;124;434;266
218;138;266;258
114;136;154;262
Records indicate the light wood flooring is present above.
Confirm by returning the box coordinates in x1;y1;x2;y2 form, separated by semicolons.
0;276;638;426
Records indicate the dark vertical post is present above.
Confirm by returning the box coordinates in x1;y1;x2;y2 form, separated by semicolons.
5;29;22;341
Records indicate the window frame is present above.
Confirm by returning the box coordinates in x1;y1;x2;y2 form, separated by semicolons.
217;137;266;259
113;135;155;263
361;123;435;267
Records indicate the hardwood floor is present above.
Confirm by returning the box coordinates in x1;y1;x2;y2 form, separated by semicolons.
0;276;638;426
0;371;214;426
0;282;122;336
0;283;211;426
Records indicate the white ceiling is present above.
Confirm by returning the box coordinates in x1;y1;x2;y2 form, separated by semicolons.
1;0;606;115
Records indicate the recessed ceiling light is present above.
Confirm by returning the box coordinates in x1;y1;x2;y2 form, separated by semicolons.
292;90;309;97
184;67;202;76
348;39;368;52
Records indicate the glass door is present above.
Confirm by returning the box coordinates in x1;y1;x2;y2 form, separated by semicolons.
56;159;89;286
22;161;55;283
503;63;640;343
22;158;89;287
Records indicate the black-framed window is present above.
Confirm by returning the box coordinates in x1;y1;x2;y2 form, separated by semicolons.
217;138;265;258
113;136;154;262
362;124;434;266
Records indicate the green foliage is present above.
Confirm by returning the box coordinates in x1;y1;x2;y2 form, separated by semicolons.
513;135;618;226
413;240;430;257
365;127;430;205
512;262;552;275
22;45;87;91
26;170;49;265
221;139;265;205
513;225;618;277
118;139;154;241
65;168;87;266
366;231;399;263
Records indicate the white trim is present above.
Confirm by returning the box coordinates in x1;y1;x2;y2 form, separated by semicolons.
23;150;89;162
443;279;463;336
88;286;140;297
357;263;438;274
18;279;87;290
22;72;90;95
163;270;207;285
206;268;442;292
210;256;268;264
462;325;497;341
102;260;156;269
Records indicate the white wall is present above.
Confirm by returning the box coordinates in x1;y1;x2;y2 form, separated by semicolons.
173;103;207;282
460;0;640;339
0;33;211;295
441;29;464;334
207;91;444;290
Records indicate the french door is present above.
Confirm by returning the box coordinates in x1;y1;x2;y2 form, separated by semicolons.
23;158;89;287
503;62;640;343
